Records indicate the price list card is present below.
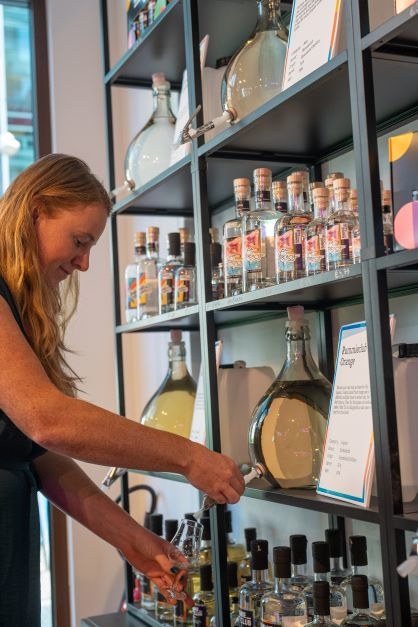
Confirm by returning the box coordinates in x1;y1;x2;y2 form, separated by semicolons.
317;321;375;507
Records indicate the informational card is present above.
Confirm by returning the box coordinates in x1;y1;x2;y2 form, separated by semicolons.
282;0;343;91
317;321;375;507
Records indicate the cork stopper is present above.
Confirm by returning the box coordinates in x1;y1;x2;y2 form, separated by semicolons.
310;181;324;191
134;231;146;246
253;168;272;188
209;227;219;243
179;227;189;245
147;226;159;242
152;72;169;89
233;177;251;200
313;186;330;211
287;305;305;321
170;329;182;344
350;188;358;200
382;190;392;206
333;177;350;203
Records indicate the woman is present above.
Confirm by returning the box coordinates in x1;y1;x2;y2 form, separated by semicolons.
0;153;244;626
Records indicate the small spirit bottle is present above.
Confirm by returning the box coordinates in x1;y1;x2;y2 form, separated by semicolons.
305;187;328;276
248;306;331;489
325;529;350;585
324;173;344;215
293;168;311;213
275;173;312;283
209;562;240;627
272;179;288;215
325;178;356;271
138;226;160;319
125;231;146;323
340;576;379;626
350;189;361;265
225;509;246;563
210;238;224;301
224;177;251;297
140;329;196;438
290;534;313;592
243;168;277;291
260;546;306;626
175;242;197;309
304;581;339;626
341;537;384;616
159;232;182;314
309;181;325;212
239;539;273;627
238;527;258;586
303;541;347;624
193;564;215;627
381;190;394;255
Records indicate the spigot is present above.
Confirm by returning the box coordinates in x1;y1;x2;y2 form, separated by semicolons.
101;466;127;489
179;105;236;145
397;530;418;577
110;179;135;202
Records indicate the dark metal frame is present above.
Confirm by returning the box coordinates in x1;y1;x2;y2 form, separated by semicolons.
98;1;418;625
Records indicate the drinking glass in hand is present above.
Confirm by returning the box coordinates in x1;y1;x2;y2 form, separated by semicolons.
167;518;203;600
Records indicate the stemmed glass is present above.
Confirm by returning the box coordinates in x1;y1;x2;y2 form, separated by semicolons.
166;518;203;600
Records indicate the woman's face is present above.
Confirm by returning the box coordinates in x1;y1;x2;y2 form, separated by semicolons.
34;203;108;288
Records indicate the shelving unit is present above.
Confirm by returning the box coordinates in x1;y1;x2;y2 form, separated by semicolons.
97;1;418;626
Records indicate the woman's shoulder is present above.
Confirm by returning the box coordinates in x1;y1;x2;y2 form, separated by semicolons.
0;276;23;327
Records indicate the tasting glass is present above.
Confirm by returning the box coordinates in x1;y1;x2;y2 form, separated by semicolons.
166;518;203;599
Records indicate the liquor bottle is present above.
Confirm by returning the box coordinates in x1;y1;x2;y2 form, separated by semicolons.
309;182;325;212
209;562;240;627
248;306;331;488
179;227;189;262
325;178;356;271
175;242;197;309
275;173;311;283
304;581;339;626
193;564;215;627
350;189;361;265
199;516;212;566
243;168;277;291
290;534;313;593
293;169;311;213
272;179;288;215
341;537;384;617
165;519;179;542
159;232;182;314
140;329;197;437
325;529;350;585
138;226;160;319
324;173;344;215
260;546;306;626
238;527;258;585
210;237;224;300
225;510;246;563
303;542;347;624
125;231;146;323
223;177;251;297
239;539;273;627
381;190;394;255
305;187;328;276
340;576;379;626
125;72;176;188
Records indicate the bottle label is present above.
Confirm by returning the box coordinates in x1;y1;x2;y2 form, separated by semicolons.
244;229;262;272
274;201;288;214
159;276;174;307
276;230;295;273
176;278;190;304
256;190;271;209
225;236;242;276
352;232;361;262
293;226;304;273
261;617;305;626
192;602;207;627
236;199;250;213
138;272;148;305
306;233;325;272
126;277;138;310
240;607;255;627
326;223;351;263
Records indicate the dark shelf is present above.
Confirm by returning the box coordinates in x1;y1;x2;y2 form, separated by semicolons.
105;0;185;89
362;9;418;53
245;479;380;524
116;305;200;334
81;612;142;627
376;248;418;271
128;604;167;627
393;513;418;532
111;157;192;217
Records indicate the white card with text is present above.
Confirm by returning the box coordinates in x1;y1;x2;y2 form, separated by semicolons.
317;321;375;507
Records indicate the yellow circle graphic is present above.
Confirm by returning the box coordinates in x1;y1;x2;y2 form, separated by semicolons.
389;133;413;162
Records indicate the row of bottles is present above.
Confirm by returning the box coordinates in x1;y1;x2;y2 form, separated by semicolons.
125;227;197;323
212;169;394;300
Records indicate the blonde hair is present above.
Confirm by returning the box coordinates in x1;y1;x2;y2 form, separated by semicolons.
0;153;111;396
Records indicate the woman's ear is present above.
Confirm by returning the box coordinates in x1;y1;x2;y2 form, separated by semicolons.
32;206;40;224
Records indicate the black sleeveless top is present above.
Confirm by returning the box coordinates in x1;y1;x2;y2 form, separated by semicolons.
0;276;46;461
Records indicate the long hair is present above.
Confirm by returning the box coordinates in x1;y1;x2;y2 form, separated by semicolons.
0;153;111;396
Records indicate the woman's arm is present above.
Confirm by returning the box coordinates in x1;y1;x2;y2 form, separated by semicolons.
33;450;190;603
0;298;244;503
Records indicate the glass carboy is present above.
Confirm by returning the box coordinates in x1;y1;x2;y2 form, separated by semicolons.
248;305;331;488
125;72;176;189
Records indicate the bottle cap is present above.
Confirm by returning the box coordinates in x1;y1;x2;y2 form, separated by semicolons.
183;241;196;266
286;306;306;326
199;563;213;591
167;232;181;256
170;329;182;344
350;188;358;199
147;226;159;241
313;186;329;200
272;180;287;190
152;72;169;87
273;546;291;579
351;574;370;609
290;534;308;565
134;231;146;246
333;177;351;191
325;529;344;558
327;171;344;181
227;561;238;589
312;541;330;573
244;528;257;551
251;539;269;571
349;536;368;566
313;580;331;616
149;513;163;536
201;516;211;541
209;227;219;243
287;173;303;184
233;177;251;190
382;190;392;205
253;167;272;180
179;227;189;245
310;181;324;191
164;519;178;542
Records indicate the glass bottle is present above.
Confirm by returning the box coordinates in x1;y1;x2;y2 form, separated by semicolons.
325;178;356;271
223;177;251;297
138;226;160;319
290;534;313;593
140;329;197;437
221;0;288;123
175;242;197;309
305;187;329;276
272;179;288;215
243;168;277;291
341;537;384;617
304;581;339;626
239;539;273;627
303;542;347;624
239;527;258;586
209;562;240;627
159;232;182;314
125;231;146;323
199;516;212;567
193;564;215;627
248;305;331;488
275;173;311;283
309;182;325;213
125;72;176;189
210;238;224;301
260;546;306;626
381;190;394;255
324;173;344;215
340;576;379;626
350;189;361;265
225;510;246;563
179;227;190;262
293;169;311;213
325;529;350;585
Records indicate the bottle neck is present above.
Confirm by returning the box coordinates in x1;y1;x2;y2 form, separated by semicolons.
278;324;323;381
135;245;146;258
252;568;269;583
147;241;159;258
351;565;367;576
152;87;174;119
234;196;251;217
312;614;332;624
288;190;305;214
274;576;291;592
256;0;281;32
330;557;345;572
168;343;189;380
291;563;309;578
313;202;328;221
314;572;330;583
334;197;350;215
